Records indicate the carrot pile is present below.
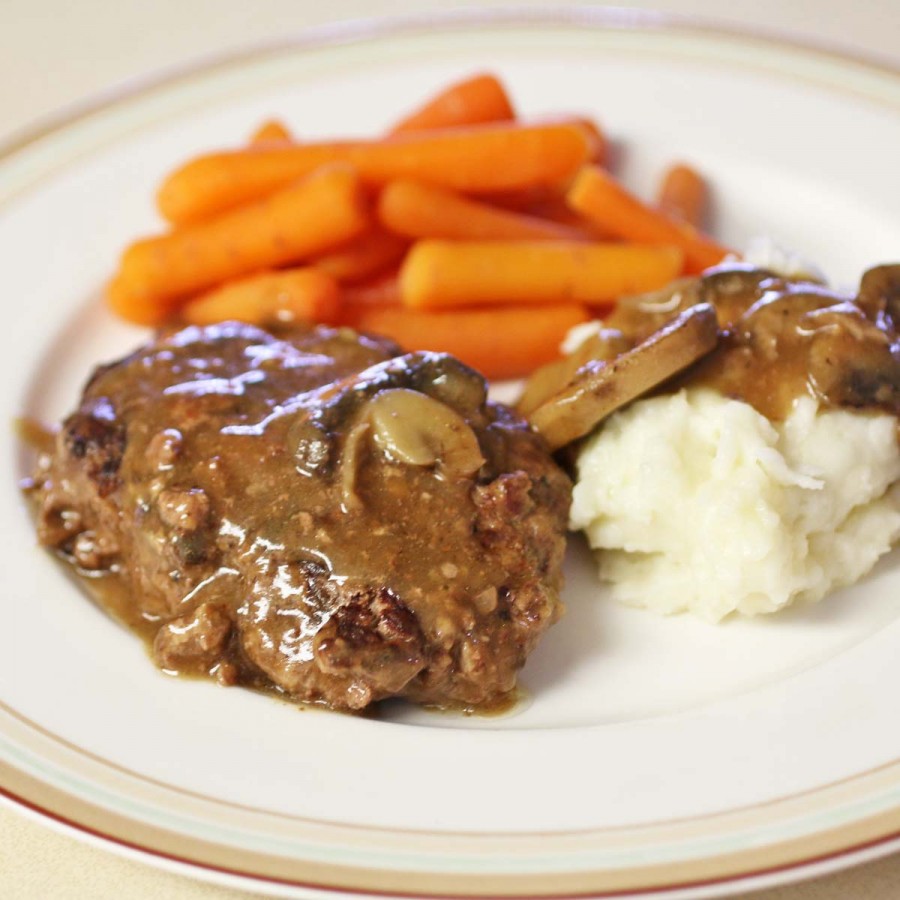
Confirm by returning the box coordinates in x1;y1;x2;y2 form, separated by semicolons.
107;72;734;379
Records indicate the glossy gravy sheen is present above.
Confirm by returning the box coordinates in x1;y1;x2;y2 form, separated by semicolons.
609;264;900;421
28;323;571;711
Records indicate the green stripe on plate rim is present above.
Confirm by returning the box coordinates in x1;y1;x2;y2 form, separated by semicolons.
0;6;898;886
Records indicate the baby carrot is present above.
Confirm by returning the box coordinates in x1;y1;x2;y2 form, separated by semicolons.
572;117;608;166
109;164;368;325
533;115;608;165
337;271;407;329
181;268;341;327
350;303;590;380
657;162;708;228
378;180;590;242
567;166;731;274
524;195;611;239
313;230;409;283
399;240;684;309
389;73;515;134
340;273;403;313
250;119;293;144
475;183;568;213
157;122;592;225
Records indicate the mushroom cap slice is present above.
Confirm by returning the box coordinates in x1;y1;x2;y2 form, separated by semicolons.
516;327;631;417
528;302;719;450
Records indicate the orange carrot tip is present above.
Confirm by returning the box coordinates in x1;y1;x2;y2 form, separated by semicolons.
657;162;708;229
532;115;608;166
567;166;732;275
107;272;178;327
390;72;515;135
250;119;293;145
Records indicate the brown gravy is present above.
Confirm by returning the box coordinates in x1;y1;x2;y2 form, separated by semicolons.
60;559;523;717
27;323;570;712
609;264;900;421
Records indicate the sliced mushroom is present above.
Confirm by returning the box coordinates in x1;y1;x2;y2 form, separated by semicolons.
366;388;485;477
517;328;631;417
528;303;720;450
857;264;900;335
338;420;371;512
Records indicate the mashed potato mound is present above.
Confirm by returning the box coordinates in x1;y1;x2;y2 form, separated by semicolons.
570;389;900;622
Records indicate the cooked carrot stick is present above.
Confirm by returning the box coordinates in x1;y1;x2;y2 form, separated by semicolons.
533;116;608;165
572;117;608;166
338;272;403;328
109;164;368;325
399;240;684;309
567;166;731;274
389;73;515;135
350;303;590;380
657;163;708;228
476;183;568;213
378;180;590;242
157;122;592;225
181;268;341;326
508;194;610;238
341;273;403;310
313;230;408;283
250;119;293;144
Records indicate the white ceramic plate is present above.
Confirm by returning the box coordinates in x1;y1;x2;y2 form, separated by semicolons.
1;9;899;899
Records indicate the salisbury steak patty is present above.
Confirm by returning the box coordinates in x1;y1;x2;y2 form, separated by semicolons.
31;322;570;710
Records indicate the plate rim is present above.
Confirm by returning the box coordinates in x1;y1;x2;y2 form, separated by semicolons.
1;5;897;162
2;7;899;899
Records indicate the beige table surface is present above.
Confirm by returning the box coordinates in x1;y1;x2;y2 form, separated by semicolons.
1;1;897;897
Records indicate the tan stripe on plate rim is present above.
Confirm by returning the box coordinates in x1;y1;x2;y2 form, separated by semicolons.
2;6;900;897
5;694;900;845
6;695;900;896
4;754;900;898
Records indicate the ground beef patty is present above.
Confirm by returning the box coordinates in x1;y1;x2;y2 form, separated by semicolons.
30;322;570;710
